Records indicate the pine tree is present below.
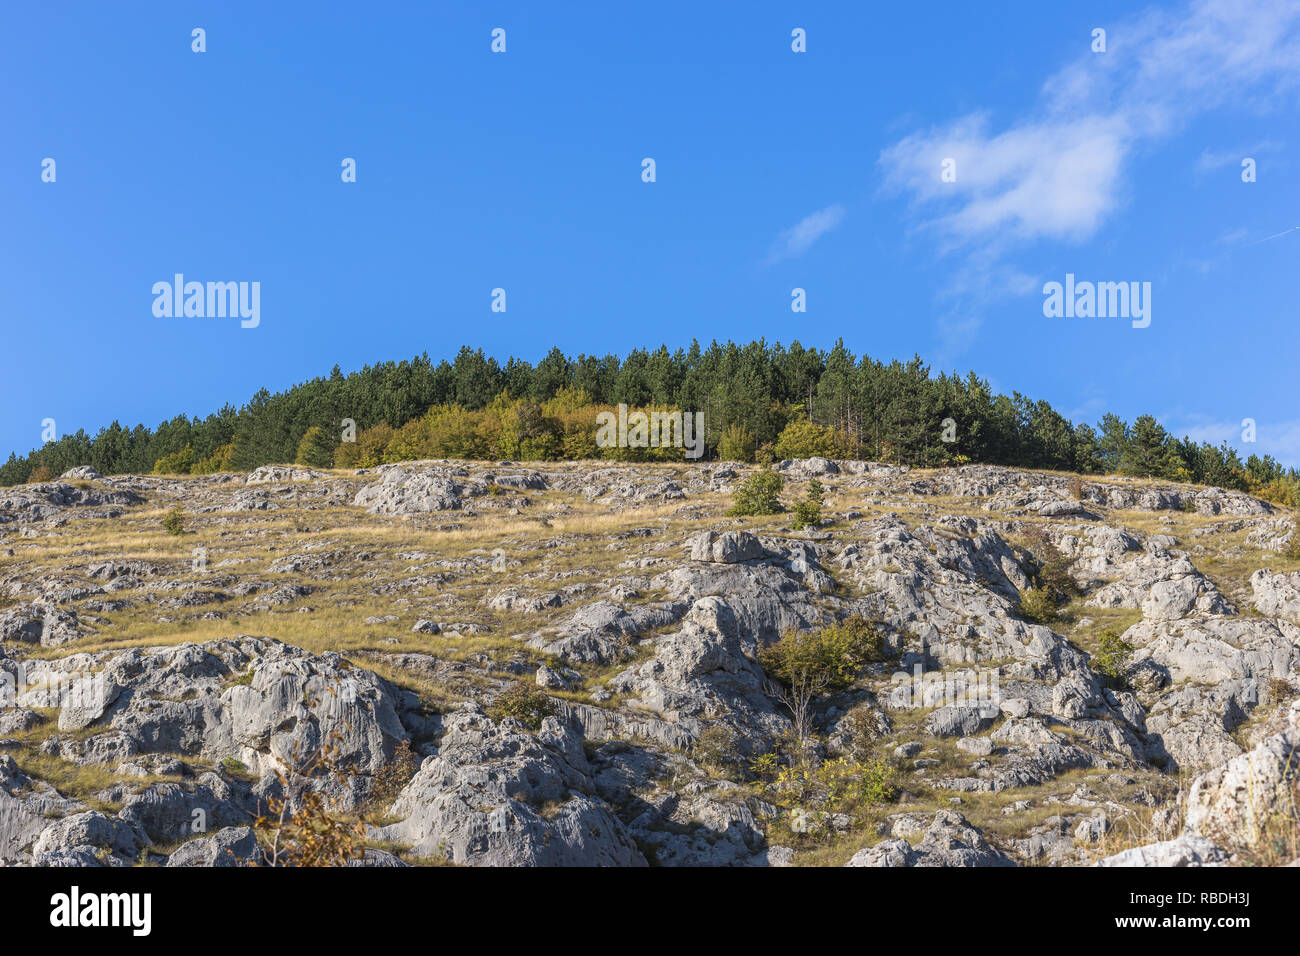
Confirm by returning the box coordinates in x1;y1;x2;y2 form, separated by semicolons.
1121;415;1181;479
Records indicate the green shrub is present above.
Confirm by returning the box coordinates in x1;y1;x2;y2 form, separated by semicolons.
729;469;785;516
850;756;898;807
1016;586;1058;623
1092;627;1134;685
152;445;195;475
1021;526;1079;602
773;420;837;460
790;479;824;530
162;507;186;536
492;682;554;731
693;724;741;772
221;756;254;780
790;500;819;530
759;617;886;748
718;422;756;462
295;426;336;468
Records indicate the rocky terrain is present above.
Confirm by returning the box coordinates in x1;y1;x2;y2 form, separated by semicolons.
1;458;1297;867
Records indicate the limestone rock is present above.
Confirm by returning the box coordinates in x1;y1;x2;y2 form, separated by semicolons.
377;708;645;866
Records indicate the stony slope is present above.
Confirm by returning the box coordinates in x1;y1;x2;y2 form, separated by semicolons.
1;459;1297;867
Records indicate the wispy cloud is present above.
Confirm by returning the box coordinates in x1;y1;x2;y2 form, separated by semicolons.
1214;226;1250;245
765;203;845;263
877;0;1300;348
1196;139;1280;173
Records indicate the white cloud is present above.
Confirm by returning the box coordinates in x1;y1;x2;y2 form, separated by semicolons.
879;0;1300;250
1214;226;1250;244
766;203;845;263
1196;140;1280;173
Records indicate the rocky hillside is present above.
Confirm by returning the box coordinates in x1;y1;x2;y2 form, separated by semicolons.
2;458;1298;867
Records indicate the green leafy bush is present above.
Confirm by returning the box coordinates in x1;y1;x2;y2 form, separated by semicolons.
846;756;897;807
729;469;784;516
759;617;885;748
1016;586;1058;623
162;507;186;536
492;682;555;731
773;420;837;460
1092;627;1134;685
790;479;824;530
718;422;756;462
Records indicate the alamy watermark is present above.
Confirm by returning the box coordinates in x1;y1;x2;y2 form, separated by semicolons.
887;663;1001;711
1042;274;1151;328
595;404;704;459
152;274;260;328
2;663;109;711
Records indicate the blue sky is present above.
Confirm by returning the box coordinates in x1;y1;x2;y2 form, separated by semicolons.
3;0;1298;464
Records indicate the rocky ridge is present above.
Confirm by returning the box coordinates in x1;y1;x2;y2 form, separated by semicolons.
1;460;1296;866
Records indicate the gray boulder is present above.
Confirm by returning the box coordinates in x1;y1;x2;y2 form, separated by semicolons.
846;811;1014;867
689;530;766;564
166;826;260;867
1095;833;1227;867
377;708;646;866
353;466;464;514
1250;568;1300;623
32;811;143;866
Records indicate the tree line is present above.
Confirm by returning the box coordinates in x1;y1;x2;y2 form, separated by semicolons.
2;340;1296;506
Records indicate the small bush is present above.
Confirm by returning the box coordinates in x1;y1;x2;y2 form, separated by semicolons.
1020;525;1079;605
492;682;555;731
766;756;898;832
1092;627;1134;685
773;420;837;460
1285;530;1300;562
1016;586;1059;624
790;479;825;530
760;617;886;749
729;469;784;516
790;499;819;530
253;731;366;867
749;751;782;782
1067;475;1085;500
162;507;186;536
693;724;741;772
221;756;254;780
368;741;423;814
718;423;756;463
1266;677;1295;706
849;757;898;807
27;465;53;484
